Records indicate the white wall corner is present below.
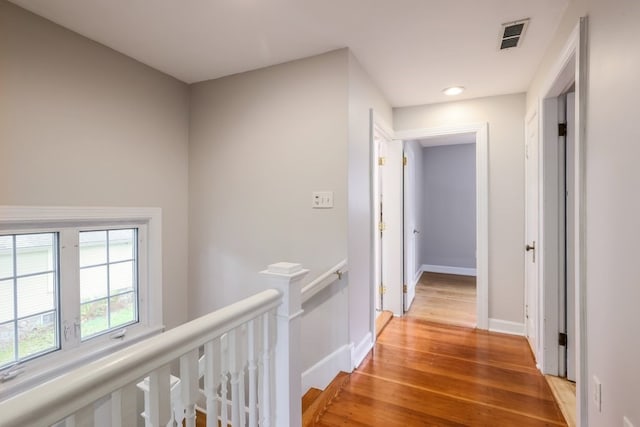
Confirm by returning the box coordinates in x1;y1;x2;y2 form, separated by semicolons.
488;319;525;336
301;344;352;395
350;332;373;369
421;264;477;277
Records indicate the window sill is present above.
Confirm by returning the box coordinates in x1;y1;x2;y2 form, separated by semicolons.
0;324;164;401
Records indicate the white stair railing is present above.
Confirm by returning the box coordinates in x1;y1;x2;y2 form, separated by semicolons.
0;289;282;427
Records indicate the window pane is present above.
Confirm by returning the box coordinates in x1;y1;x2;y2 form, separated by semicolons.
16;233;55;276
16;273;55;318
79;231;107;267
80;265;108;302
0;280;14;322
109;229;135;262
17;312;56;359
110;292;136;328
109;261;134;294
81;299;108;339
0;236;13;279
0;322;15;367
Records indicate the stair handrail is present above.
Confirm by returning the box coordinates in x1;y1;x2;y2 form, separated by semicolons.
0;289;282;427
301;259;348;304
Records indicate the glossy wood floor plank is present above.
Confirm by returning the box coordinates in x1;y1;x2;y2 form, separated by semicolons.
407;272;476;328
318;317;566;426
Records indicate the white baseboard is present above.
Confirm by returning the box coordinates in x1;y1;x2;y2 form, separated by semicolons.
301;344;352;394
350;332;373;370
488;319;525;336
421;264;476;277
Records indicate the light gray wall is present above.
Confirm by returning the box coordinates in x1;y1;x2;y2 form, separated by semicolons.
528;0;640;424
0;2;190;330
188;49;349;374
420;143;476;269
394;94;526;324
347;53;393;350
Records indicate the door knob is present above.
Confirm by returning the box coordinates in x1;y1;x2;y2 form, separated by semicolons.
526;241;536;262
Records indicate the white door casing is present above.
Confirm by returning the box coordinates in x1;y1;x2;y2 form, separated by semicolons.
524;111;540;358
394;123;489;330
566;92;576;382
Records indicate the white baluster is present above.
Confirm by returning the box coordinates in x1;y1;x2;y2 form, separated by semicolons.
148;365;171;427
220;333;229;427
239;326;247;427
247;319;258;427
111;390;123;427
261;311;272;427
229;328;240;426
180;349;199;427
204;339;221;427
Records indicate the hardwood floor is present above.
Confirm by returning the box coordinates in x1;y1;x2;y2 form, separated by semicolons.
316;318;567;426
407;272;476;328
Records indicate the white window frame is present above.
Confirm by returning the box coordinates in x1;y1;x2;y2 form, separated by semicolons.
0;206;163;399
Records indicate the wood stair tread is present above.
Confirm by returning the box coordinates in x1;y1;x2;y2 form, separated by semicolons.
302;387;323;412
302;371;351;427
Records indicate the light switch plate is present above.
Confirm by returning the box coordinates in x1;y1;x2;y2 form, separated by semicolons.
312;191;334;208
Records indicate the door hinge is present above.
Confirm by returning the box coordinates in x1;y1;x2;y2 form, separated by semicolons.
379;284;387;295
403;284;407;293
378;222;386;232
403;156;407;166
378;156;386;166
525;304;529;319
558;332;567;346
558;123;567;137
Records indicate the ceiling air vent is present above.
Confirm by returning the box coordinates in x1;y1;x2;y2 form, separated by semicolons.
499;18;529;50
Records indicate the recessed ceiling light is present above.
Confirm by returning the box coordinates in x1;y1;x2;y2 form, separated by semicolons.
443;86;464;96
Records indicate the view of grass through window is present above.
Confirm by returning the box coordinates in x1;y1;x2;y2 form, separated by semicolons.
79;229;138;339
0;233;58;368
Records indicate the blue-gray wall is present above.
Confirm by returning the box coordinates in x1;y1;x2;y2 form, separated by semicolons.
420;143;476;269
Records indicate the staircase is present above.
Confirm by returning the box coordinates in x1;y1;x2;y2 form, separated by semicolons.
301;371;350;427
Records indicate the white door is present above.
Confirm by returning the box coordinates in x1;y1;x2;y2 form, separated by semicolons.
380;139;404;317
524;112;540;355
403;147;417;311
566;92;576;381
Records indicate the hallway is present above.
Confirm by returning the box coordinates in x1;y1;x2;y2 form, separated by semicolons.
315;318;567;426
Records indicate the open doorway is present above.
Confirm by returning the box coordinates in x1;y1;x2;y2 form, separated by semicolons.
403;135;478;328
372;122;489;331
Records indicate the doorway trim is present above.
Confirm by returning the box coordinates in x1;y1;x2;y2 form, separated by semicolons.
535;17;588;427
395;122;489;330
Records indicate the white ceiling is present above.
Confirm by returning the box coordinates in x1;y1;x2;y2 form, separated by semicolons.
9;0;568;107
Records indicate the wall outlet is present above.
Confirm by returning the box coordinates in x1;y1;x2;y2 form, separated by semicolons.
623;416;634;427
593;376;602;412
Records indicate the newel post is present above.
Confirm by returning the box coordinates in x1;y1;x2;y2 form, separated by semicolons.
260;262;308;427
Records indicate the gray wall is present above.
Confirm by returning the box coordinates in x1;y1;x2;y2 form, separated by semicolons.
347;53;393;349
420;143;476;269
188;49;350;375
0;2;190;330
528;0;640;424
394;93;526;324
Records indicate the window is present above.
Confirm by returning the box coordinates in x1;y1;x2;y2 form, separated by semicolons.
0;233;59;367
79;229;138;339
0;207;162;395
